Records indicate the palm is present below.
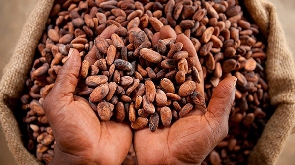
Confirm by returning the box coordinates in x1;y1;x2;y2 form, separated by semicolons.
134;112;226;164
43;49;132;164
134;76;236;164
46;97;132;164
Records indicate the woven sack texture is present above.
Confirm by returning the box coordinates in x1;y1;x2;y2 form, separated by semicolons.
0;0;294;164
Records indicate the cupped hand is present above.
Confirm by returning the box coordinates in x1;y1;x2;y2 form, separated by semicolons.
134;61;237;164
43;49;132;165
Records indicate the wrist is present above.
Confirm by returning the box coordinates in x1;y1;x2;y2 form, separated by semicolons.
49;147;98;165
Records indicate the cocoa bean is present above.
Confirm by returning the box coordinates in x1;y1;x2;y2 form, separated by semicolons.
160;78;175;93
142;95;155;114
85;75;108;87
114;59;133;71
129;103;136;122
48;29;59;42
149;112;159;132
89;83;109;102
131;117;148;130
179;103;193;118
115;102;125;122
178;80;196;97
97;101;114;121
160;106;172;127
139;48;162;63
106;45;116;66
145;79;156;102
155;89;167;106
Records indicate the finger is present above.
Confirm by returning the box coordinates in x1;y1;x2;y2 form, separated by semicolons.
84;46;98;65
47;48;81;105
176;33;204;96
188;54;204;97
206;76;237;123
100;24;118;39
176;34;202;71
84;25;119;65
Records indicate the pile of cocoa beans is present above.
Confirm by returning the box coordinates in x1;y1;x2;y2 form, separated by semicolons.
20;0;271;164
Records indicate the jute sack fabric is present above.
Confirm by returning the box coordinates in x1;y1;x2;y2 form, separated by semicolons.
245;1;295;164
0;0;54;164
0;0;294;165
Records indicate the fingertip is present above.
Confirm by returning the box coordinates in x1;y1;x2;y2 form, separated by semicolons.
68;48;74;58
214;76;236;95
50;48;81;98
224;76;237;87
206;76;237;120
64;48;81;69
68;48;80;60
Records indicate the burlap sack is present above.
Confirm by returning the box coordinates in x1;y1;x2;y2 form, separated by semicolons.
0;0;294;165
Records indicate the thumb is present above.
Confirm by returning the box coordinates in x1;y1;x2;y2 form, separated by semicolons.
44;48;81;112
206;76;237;126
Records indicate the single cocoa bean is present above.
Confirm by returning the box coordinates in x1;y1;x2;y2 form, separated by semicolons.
89;83;109;102
178;80;196;97
160;106;172;127
131;117;148;130
149;111;159;132
160;78;175;93
97;101;114;121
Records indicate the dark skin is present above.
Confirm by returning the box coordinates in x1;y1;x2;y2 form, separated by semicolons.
43;48;236;165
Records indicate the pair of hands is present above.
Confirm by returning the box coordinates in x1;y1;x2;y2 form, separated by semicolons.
43;49;236;165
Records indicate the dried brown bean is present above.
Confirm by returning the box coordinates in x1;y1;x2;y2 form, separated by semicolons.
145;79;156;102
95;37;109;54
120;76;133;87
48;29;59;42
202;27;214;43
160;106;172;127
114;59;133;71
175;70;186;84
115;102;125;122
111;33;124;48
149;17;164;32
30;100;45;116
155;89;167;106
222;59;237;72
173;51;188;61
142;95;155;114
179;103;193;118
244;58;257;71
106;45;116;66
149;112;159;132
139;48;162;63
135;96;142;109
97;101;114;121
160;78;175;93
89;83;109;102
126;79;140;95
131;117;148;130
166;93;182;101
105;82;117;101
129;103;136;122
178;80;196;97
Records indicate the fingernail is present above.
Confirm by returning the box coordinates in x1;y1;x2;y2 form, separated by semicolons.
233;76;237;87
68;48;74;58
